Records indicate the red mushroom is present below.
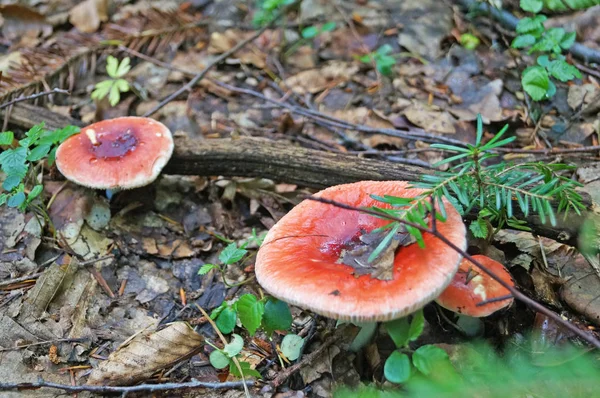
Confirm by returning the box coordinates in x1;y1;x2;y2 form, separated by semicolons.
255;181;467;322
435;255;515;317
55;117;173;190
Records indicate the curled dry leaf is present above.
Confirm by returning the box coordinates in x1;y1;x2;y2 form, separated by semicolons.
69;0;109;33
87;322;204;385
403;101;456;134
283;61;359;94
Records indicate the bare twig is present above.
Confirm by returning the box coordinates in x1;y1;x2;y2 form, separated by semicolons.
142;6;291;118
0;88;70;111
0;338;88;353
304;195;600;349
0;378;253;393
0;272;42;288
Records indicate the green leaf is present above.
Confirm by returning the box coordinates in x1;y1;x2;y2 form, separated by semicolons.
281;334;305;361
516;15;547;35
209;350;230;369
548;60;581;82
198;264;218;275
27;185;43;202
0;194;6;206
219;243;248;265
108;85;121;107
2;174;22;191
375;55;396;76
262;298;293;335
521;66;549;101
469;218;488;238
216;306;237;334
235;294;264;336
25;123;45;144
106;55;119;77
223;333;244;357
0;131;14;145
114;78;130;93
408;310;425;342
520;0;543;13
384;351;411;384
47;147;58;166
91;80;113;101
7;191;25;208
27;144;51;162
560;31;576;49
385;317;411;348
376;44;393;56
301;26;319;39
537;55;551;67
230;360;262;379
322;21;336;32
460;33;480;50
115;57;131;78
412;344;452;376
0;147;28;177
511;34;536;49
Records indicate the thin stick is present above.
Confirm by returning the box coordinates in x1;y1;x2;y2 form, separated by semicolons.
0;272;42;288
142;9;287;118
0;378;253;393
0;88;70;111
0;338;88;353
305;195;600;349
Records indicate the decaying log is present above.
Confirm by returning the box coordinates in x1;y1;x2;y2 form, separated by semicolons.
5;104;592;246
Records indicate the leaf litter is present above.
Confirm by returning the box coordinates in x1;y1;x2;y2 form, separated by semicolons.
0;0;599;396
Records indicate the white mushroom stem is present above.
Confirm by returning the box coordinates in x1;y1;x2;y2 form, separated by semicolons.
85;129;99;146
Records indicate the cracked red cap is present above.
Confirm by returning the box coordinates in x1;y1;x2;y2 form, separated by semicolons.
55;117;174;190
255;181;467;322
435;255;515;317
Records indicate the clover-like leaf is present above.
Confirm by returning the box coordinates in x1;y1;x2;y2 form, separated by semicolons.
281;334;305;361
384;351;411;384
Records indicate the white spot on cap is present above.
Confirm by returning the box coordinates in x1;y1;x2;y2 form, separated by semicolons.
156;133;162;137
86;129;99;145
472;276;487;301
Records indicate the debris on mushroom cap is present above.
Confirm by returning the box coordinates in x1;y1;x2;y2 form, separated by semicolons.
55;117;174;190
435;255;515;317
254;181;467;323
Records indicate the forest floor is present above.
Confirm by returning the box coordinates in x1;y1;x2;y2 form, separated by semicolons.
1;0;600;397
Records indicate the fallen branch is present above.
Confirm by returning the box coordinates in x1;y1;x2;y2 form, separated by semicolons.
0;378;253;394
0;88;70;111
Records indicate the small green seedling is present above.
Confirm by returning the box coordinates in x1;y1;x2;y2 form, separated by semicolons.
207;333;262;379
301;22;336;39
358;44;397;76
460;33;480;50
91;55;131;107
369;114;584;245
383;310;457;384
511;0;581;101
253;0;295;27
0;123;79;211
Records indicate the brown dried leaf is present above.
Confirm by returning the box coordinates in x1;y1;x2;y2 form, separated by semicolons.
404;102;456;134
284;61;359;94
0;5;52;42
69;0;109;33
87;322;204;385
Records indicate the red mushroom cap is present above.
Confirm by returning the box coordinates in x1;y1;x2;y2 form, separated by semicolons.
435;255;515;317
55;117;174;190
255;181;467;322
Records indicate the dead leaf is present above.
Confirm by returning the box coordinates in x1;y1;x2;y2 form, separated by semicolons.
0;4;52;41
284;61;359;94
567;84;598;110
404;102;456;134
449;79;505;123
69;0;109;33
87;322;204;385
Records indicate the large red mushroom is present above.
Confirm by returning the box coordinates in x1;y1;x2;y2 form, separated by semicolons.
255;181;467;322
55;117;173;190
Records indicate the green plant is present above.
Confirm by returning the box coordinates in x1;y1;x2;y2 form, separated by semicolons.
382;310;456;384
334;338;600;397
511;0;581;101
198;229;266;286
358;44;397;77
91;55;131;106
366;114;583;258
460;33;480;50
252;0;295;27
301;21;336;39
0;123;79;211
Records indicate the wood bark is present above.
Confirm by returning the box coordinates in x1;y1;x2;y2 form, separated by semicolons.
6;103;592;246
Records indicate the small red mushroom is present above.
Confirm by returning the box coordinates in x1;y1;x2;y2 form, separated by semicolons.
255;181;467;322
55;117;173;190
435;255;515;317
